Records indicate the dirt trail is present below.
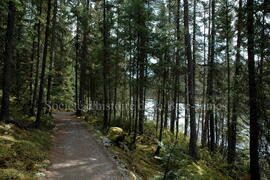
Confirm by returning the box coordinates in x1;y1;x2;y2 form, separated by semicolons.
45;112;124;180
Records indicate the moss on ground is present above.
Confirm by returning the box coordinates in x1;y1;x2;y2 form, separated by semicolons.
83;113;249;180
0;120;53;180
109;139;163;179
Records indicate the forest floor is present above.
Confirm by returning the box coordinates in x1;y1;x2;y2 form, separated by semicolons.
44;112;125;180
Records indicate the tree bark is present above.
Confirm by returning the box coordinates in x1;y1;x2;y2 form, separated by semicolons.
184;0;197;158
31;1;42;116
170;0;181;134
0;1;16;122
206;0;215;152
202;1;211;147
138;5;146;135
103;0;109;129
35;0;52;128
46;0;58;107
201;4;207;144
184;62;188;136
29;34;35;107
247;0;260;178
228;0;242;164
75;9;80;115
78;0;90;116
192;0;196;75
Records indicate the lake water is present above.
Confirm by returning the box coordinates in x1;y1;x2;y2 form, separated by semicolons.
144;99;250;150
144;99;202;133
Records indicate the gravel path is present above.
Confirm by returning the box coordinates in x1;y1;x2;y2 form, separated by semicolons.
45;112;124;180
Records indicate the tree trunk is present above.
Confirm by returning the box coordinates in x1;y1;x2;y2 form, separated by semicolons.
201;4;207;144
0;1;16;122
192;0;196;74
206;0;215;152
103;0;109;129
46;0;58;107
75;12;80;115
176;94;180;138
156;89;160;136
184;62;188;136
228;0;242;164
29;34;35;107
128;27;133;134
247;0;260;178
35;0;52;128
155;61;166;155
15;25;22;105
184;0;197;158
164;96;168;128
138;9;146;135
31;1;42;116
225;0;232;159
133;44;139;145
170;0;181;134
202;1;211;147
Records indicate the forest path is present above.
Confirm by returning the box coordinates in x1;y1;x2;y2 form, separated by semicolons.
45;112;123;180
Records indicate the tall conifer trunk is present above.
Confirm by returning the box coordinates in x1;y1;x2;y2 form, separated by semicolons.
171;0;181;134
205;0;216;152
103;0;109;129
184;0;197;158
35;0;52;127
31;1;42;116
228;0;242;164
1;1;16;122
247;0;260;178
46;0;58;107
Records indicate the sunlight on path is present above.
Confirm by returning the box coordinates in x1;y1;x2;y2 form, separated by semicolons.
45;112;125;180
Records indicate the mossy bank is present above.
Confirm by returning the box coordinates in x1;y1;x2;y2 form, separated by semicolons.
0;117;53;180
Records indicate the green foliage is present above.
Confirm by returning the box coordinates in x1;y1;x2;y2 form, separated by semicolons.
84;113;103;129
84;113;162;178
41;114;55;130
9;105;55;129
0;0;269;179
83;113;249;180
0;168;33;180
0;122;52;179
156;140;249;180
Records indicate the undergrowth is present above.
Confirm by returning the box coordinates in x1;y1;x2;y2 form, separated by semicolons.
83;112;249;180
0;110;54;180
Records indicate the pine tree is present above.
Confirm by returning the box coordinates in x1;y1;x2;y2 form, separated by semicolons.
35;0;52;127
1;1;16;122
184;0;197;158
247;0;260;178
228;0;242;164
46;0;58;108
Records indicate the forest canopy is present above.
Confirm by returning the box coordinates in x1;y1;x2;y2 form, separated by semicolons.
0;0;269;179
